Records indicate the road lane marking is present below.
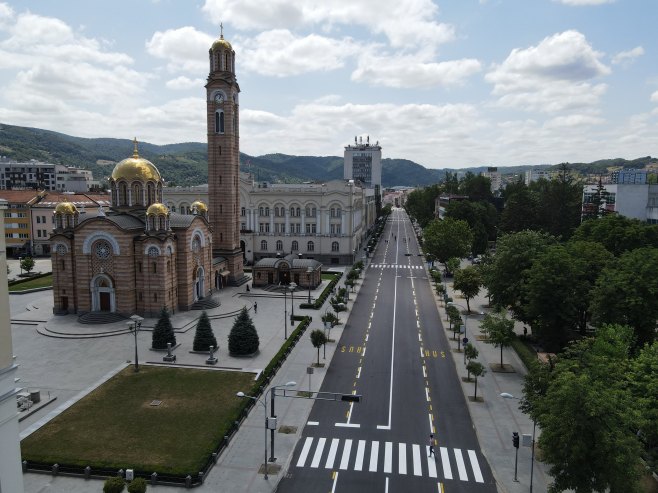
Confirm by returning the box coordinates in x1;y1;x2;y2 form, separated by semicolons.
419;347;424;358
425;388;430;402
335;423;360;428
428;413;434;433
440;447;452;479
369;441;379;472
412;444;422;476
325;438;339;469
356;366;361;379
384;442;393;473
385;477;389;493
398;443;407;475
310;437;326;468
296;437;313;467
362;347;366;357
331;471;339;493
423;365;427;378
307;421;319;426
427;451;438;478
468;450;484;483
354;440;366;471
365;334;369;342
454;448;468;480
339;439;352;470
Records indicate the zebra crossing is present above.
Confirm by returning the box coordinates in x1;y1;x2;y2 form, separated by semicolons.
370;264;424;269
294;436;485;483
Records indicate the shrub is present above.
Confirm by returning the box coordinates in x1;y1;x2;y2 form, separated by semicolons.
192;311;217;352
127;477;147;493
103;476;125;493
228;307;259;355
152;308;176;349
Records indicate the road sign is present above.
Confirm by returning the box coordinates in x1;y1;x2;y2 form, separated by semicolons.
462;337;469;344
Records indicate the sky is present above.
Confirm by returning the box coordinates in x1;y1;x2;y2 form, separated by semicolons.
0;0;657;170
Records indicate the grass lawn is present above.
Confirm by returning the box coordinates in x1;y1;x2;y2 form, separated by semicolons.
9;274;52;291
21;366;255;475
321;272;340;281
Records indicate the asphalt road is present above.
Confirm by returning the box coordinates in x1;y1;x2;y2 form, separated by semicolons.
278;209;497;493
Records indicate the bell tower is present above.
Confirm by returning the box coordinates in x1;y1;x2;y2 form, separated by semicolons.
206;28;244;284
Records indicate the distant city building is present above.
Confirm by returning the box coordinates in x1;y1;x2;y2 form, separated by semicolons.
0;159;98;192
524;169;552;185
435;194;469;220
480;167;501;193
582;183;658;223
610;169;647;185
0;190;40;257
344;136;382;189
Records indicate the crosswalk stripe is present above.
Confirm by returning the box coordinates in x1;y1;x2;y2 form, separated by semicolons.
384;441;393;473
354;440;366;471
369;441;379;472
440;447;452;479
412;444;422;476
468;450;484;483
311;438;326;468
454;448;468;481
398;443;407;475
427;451;438;478
325;438;339;469
297;437;313;467
339;439;352;470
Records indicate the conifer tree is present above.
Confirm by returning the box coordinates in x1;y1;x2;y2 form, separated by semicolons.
193;311;217;352
228;307;259;356
152;307;176;349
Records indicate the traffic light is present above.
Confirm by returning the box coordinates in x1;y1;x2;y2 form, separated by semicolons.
512;432;519;448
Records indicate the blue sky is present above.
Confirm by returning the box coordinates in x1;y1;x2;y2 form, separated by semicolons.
0;0;656;169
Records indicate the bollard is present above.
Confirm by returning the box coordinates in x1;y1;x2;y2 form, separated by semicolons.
84;466;91;479
52;463;59;476
198;471;204;483
117;468;124;478
151;472;158;485
185;474;192;488
22;460;27;473
212;452;218;464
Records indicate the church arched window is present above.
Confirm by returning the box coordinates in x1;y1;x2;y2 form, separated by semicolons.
307;241;314;252
276;240;283;251
332;241;339;252
260;240;267;251
215;111;225;133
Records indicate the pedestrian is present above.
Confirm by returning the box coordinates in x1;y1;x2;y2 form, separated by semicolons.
428;433;435;457
246;284;250;292
254;301;257;314
523;326;527;337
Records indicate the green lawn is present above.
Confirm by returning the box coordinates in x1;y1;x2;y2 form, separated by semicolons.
21;366;254;475
8;274;52;291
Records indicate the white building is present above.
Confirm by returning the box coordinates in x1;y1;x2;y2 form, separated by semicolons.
480;167;501;193
344;136;382;189
0;158;98;192
525;169;552;185
582;183;658;223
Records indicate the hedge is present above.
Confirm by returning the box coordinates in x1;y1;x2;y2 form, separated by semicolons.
299;271;343;310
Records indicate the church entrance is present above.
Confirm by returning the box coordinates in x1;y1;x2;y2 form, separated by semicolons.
194;266;205;301
91;274;115;312
99;292;111;311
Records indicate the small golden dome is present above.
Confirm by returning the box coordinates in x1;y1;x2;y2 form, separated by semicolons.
55;202;77;215
146;203;169;216
211;32;232;51
111;138;162;183
191;200;208;214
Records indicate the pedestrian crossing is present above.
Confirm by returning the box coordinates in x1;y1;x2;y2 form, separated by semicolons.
294;436;485;483
370;264;424;269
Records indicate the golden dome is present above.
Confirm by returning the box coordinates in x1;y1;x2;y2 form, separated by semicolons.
211;35;232;51
146;203;169;216
191;200;208;214
55;202;77;215
111;138;162;183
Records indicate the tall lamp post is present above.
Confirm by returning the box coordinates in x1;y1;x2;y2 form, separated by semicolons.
282;285;288;339
236;392;270;480
289;282;297;326
268;381;296;462
501;392;536;493
126;315;144;372
306;267;313;304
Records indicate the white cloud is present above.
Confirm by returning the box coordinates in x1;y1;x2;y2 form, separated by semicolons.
166;76;206;90
352;51;481;88
486;30;610;112
611;46;644;65
0;2;14;29
543;114;605;128
651;90;658;103
554;0;614;5
146;26;214;73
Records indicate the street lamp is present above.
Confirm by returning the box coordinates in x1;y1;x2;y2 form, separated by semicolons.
306;266;313;304
268;381;296;462
282;285;288;340
501;392;536;493
126;315;144;372
236;391;269;480
289;282;297;326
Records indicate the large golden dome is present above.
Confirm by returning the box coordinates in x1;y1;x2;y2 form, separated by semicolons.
55;202;77;215
212;34;232;51
111;138;161;182
191;200;208;214
146;203;169;216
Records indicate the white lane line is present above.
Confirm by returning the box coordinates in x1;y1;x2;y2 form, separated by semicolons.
354;440;366;471
425;387;430;402
325;438;339;469
369;441;380;472
412;444;422;476
365;334;369;342
428;413;434;434
307;421;319;426
331;472;339;493
385;477;389;493
335;423;360;428
440;447;452;479
418;333;422;342
356;366;361;379
362;347;366;357
417;320;421;328
384;442;393;473
419;347;424;358
296;437;314;467
468;450;484;483
454;448;468;481
339;439;352;470
398;443;407;475
423;365;427;378
427;451;438;478
310;437;326;468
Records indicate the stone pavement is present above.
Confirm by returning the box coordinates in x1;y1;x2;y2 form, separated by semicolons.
12;254;553;492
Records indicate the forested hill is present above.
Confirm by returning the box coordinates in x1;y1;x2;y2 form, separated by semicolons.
0;124;444;187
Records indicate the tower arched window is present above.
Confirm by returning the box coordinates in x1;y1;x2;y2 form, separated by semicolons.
119;182;127;206
276;240;283;251
261;240;267;251
307;241;314;252
332;241;339;252
147;183;155;204
215;111;224;133
132;183;142;206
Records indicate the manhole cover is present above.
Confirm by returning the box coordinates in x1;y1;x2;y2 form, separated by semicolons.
150;400;162;407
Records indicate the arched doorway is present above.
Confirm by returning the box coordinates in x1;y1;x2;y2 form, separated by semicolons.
90;274;116;312
240;240;246;262
194;266;205;301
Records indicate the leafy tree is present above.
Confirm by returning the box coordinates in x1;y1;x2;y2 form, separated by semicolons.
228;307;259;356
127;478;147;493
310;329;327;365
480;311;515;367
572;213;658;256
523;325;642;493
193;311;217;352
453;266;481;313
445;200;498;255
381;203;392;216
405;184;442;227
464;343;479;380
590;247;658;347
535;163;583;240
466;361;486;399
445;257;460;277
458;172;493;202
20;256;35;274
103;477;125;493
581;177;612;220
500;187;539;233
630;341;658;451
423;218;473;271
152;307;176;349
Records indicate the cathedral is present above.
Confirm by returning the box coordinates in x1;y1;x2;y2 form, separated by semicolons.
50;31;244;317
